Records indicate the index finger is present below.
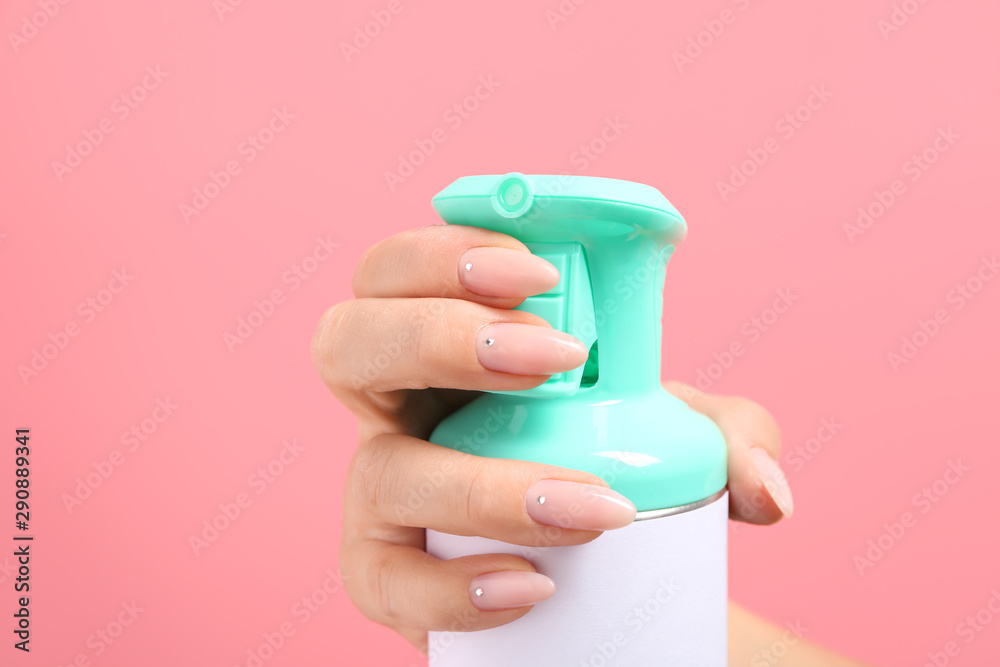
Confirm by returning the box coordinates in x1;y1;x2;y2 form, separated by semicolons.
351;224;560;307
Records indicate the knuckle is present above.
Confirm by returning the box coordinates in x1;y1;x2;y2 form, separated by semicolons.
351;237;389;297
365;548;402;624
730;397;782;452
404;297;456;381
350;436;399;517
408;301;433;372
452;458;488;528
310;301;352;376
338;547;371;620
408;224;452;254
351;228;431;298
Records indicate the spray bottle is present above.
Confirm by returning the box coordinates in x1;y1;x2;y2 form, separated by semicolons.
425;174;728;666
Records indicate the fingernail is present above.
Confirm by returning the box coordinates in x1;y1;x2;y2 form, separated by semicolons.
469;571;556;611
525;479;636;531
477;323;588;375
459;247;560;298
750;447;794;518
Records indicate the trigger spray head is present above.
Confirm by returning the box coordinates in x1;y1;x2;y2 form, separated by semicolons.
433;173;686;396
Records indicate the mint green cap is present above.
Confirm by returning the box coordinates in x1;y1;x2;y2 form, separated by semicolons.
429;174;727;511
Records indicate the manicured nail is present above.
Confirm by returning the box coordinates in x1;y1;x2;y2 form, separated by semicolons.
750;447;794;518
525;479;636;531
469;571;556;611
459;247;560;298
477;323;588;375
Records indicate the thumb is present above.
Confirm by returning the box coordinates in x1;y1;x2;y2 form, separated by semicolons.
663;381;793;524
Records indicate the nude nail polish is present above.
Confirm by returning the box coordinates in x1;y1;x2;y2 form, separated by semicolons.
750;447;794;517
427;174;730;666
525;479;636;531
460;247;560;298
469;571;556;611
477;323;588;375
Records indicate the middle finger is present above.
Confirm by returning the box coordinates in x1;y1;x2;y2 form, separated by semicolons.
313;297;589;394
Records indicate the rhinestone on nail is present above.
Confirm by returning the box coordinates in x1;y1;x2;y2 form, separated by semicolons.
485;338;495;347
474;587;484;597
537;496;546;505
465;262;473;271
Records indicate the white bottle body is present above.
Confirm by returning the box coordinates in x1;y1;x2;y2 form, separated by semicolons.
426;491;727;667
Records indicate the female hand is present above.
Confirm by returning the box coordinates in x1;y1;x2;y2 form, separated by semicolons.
311;224;795;653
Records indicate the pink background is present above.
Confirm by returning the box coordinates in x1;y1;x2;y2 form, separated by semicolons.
2;1;998;665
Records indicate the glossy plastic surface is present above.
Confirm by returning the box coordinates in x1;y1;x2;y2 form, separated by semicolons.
430;174;727;510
